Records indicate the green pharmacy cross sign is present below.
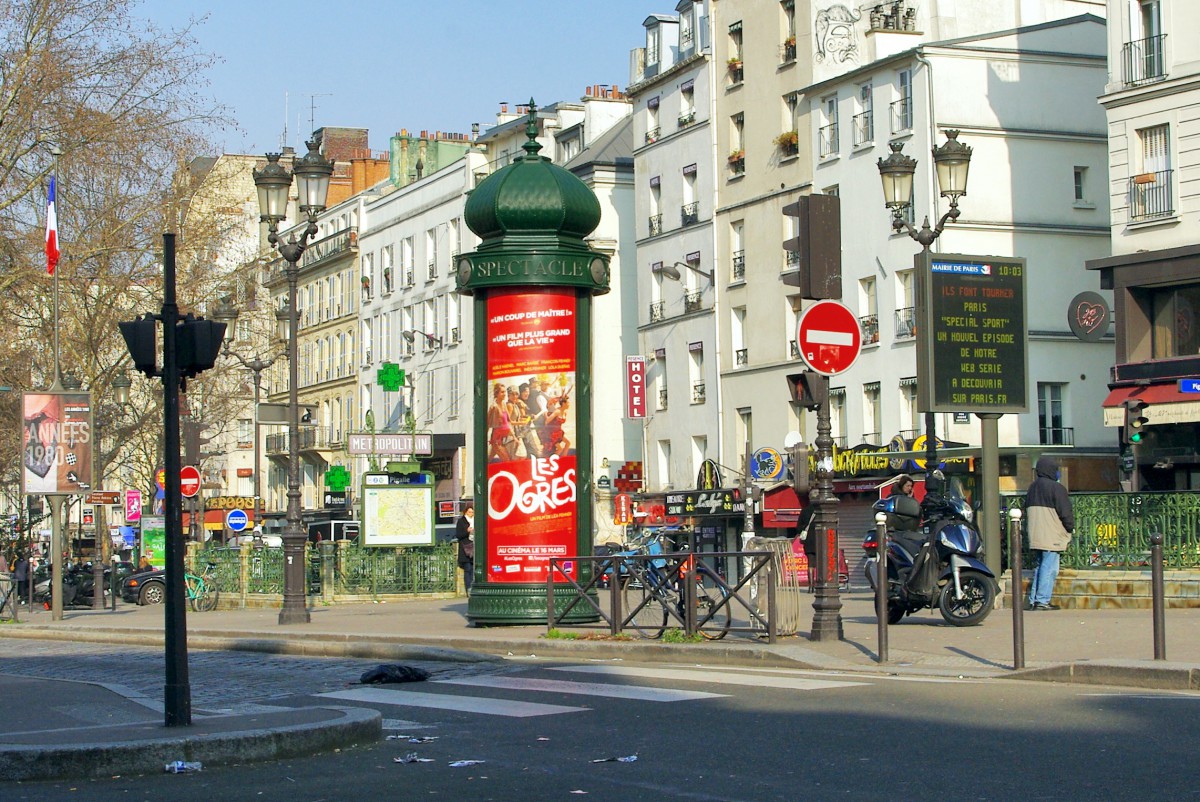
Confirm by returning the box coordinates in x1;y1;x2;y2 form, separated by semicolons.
325;464;351;492
377;363;405;392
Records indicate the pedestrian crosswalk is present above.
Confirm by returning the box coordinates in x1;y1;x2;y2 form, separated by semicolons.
316;664;866;719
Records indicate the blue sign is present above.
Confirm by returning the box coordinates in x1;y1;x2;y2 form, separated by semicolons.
1180;379;1200;394
750;448;784;481
225;508;249;532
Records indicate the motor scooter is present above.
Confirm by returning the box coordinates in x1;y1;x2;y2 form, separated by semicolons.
863;471;996;626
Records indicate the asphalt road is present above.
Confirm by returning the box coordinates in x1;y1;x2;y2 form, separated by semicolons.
0;641;1195;801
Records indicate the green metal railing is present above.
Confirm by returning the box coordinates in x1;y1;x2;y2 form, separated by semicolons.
195;543;457;601
1002;491;1200;569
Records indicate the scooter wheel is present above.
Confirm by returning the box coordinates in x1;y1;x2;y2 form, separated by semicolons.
938;570;996;626
887;601;905;625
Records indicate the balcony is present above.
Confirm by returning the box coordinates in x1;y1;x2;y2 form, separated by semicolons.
691;382;706;404
1039;427;1075;447
678;110;696;129
426;260;437;281
299;227;358;270
1128;170;1174;221
450;326;461;343
818;122;839;158
681;202;699;226
727;60;743;84
780;38;796;63
783;249;800;273
894;306;916;339
852;111;874;146
265;427;338;456
645;126;661;145
862;432;882;446
404;268;414;288
657;388;668;411
648;214;663;237
859;314;880;344
728;153;745;176
650;301;665;322
735;348;748;366
732;250;745;281
1122;34;1166;86
684;291;703;314
890;98;912;133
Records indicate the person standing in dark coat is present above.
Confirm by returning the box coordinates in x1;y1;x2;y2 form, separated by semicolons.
1025;455;1074;611
455;503;475;594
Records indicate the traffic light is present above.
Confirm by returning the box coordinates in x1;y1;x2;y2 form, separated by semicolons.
782;194;841;300
786;371;828;411
1123;398;1149;445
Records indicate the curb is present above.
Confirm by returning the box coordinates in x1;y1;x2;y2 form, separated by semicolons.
0;705;381;782
1007;661;1200;691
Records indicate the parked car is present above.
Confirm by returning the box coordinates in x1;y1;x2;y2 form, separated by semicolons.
121;568;165;605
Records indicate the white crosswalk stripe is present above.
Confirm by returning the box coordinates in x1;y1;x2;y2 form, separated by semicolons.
434;675;726;702
320;687;588;718
550;664;868;691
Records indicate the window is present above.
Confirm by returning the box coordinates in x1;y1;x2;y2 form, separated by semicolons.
891;69;913;133
654;350;668;410
863;382;881;445
820;95;839;157
449;365;461;418
237;418;253;447
1130;124;1172;220
657;439;672;490
853;84;874;145
1123;0;1165;84
899;378;919;435
691;435;708;479
829;388;847;448
647;96;661;144
737;408;752;472
1073;166;1088;203
680;4;696;53
689;343;705;403
781;0;796;61
733;306;747;365
646;24;661;67
728;21;743;84
1038;383;1070;446
729;113;745;174
732;219;746;279
785;92;800;137
424;371;435;423
896;269;916;338
425;228;438;281
1149;282;1200;358
860;277;878;343
679;80;696;128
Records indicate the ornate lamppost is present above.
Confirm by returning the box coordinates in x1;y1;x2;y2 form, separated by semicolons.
252;136;333;625
876;130;972;480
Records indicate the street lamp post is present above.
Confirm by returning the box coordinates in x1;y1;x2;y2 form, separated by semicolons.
252;136;333;625
876;130;972;480
211;299;278;545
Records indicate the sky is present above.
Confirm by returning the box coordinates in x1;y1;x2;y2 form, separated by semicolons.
136;0;662;156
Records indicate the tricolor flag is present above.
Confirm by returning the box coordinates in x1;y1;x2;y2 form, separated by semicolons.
45;176;59;276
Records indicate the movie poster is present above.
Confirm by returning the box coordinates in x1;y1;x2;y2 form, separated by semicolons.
21;392;93;495
485;288;578;582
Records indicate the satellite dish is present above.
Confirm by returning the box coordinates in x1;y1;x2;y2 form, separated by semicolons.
783;431;804;449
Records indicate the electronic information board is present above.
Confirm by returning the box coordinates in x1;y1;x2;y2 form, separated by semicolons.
916;253;1028;414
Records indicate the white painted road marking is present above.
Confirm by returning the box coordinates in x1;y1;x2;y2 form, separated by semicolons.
550;665;867;691
435;675;726;702
320;688;588;718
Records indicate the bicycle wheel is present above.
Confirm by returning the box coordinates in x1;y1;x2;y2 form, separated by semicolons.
692;569;732;640
621;576;668;639
191;577;220;612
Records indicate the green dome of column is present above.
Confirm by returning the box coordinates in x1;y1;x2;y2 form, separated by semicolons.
464;101;602;245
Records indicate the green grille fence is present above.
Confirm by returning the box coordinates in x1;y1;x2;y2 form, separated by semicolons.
1002;490;1200;570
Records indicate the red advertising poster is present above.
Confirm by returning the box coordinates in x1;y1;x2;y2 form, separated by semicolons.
21;392;93;495
485;288;578;582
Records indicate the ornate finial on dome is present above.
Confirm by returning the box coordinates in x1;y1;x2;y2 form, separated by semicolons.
522;98;542;158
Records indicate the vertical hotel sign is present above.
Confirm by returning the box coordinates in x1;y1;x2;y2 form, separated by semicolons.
485;288;578;582
21;392;93;495
626;355;646;419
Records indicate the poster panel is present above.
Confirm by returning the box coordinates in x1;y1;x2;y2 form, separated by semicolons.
361;484;434;547
485;288;578;582
139;516;166;569
21;392;93;495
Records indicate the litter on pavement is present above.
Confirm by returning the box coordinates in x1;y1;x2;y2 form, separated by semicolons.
360;664;431;684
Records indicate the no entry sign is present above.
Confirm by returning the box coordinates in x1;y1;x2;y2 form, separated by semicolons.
180;465;201;498
796;300;862;376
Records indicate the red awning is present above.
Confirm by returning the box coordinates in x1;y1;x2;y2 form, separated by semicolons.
761;484;804;529
1102;383;1194;407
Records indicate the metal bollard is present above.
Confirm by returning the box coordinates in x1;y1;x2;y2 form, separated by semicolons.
111;554;119;611
1150;533;1166;661
1008;507;1024;670
874;512;888;664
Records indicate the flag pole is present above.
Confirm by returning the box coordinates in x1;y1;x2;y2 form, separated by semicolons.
48;146;63;392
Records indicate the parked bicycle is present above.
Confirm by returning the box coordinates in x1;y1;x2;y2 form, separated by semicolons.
186;562;220;612
611;530;732;640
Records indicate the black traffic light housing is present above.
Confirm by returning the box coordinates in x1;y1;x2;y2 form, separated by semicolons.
1123;397;1150;445
176;314;227;379
786;371;828;411
119;315;159;377
782;194;842;300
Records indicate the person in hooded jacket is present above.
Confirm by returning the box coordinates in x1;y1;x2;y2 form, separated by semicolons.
1025;455;1074;611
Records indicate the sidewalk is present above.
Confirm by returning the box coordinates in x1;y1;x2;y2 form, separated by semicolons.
2;591;1198;781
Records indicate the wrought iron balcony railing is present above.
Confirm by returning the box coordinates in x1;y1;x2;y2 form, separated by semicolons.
735;348;748;366
1122;34;1166;85
650;301;665;322
684;291;703;314
859;314;880;344
852;110;874;146
1039;427;1074;446
681;202;699;226
894;306;916;339
818;122;839;158
658;388;668;410
1128;170;1174;221
691;382;706;404
649;214;663;236
732;250;745;281
890;98;912;133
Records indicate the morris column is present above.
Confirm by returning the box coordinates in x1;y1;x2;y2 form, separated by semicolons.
456;103;609;624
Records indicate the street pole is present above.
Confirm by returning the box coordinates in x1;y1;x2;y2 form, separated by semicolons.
809;372;843;641
49;495;65;620
253;369;262;543
279;249;309;624
977;413;1002;575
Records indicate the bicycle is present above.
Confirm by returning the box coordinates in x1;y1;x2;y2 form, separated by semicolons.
615;531;732;640
185;562;220;612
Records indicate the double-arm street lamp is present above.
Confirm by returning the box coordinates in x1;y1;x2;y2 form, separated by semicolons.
876;129;972;480
252;136;333;625
211;299;279;545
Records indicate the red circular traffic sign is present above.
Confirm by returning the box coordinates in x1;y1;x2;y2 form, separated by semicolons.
796;300;863;376
180;465;201;498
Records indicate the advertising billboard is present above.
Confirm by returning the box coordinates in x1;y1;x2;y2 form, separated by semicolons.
21;392;93;495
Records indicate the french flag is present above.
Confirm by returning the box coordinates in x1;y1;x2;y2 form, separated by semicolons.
46;176;59;276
